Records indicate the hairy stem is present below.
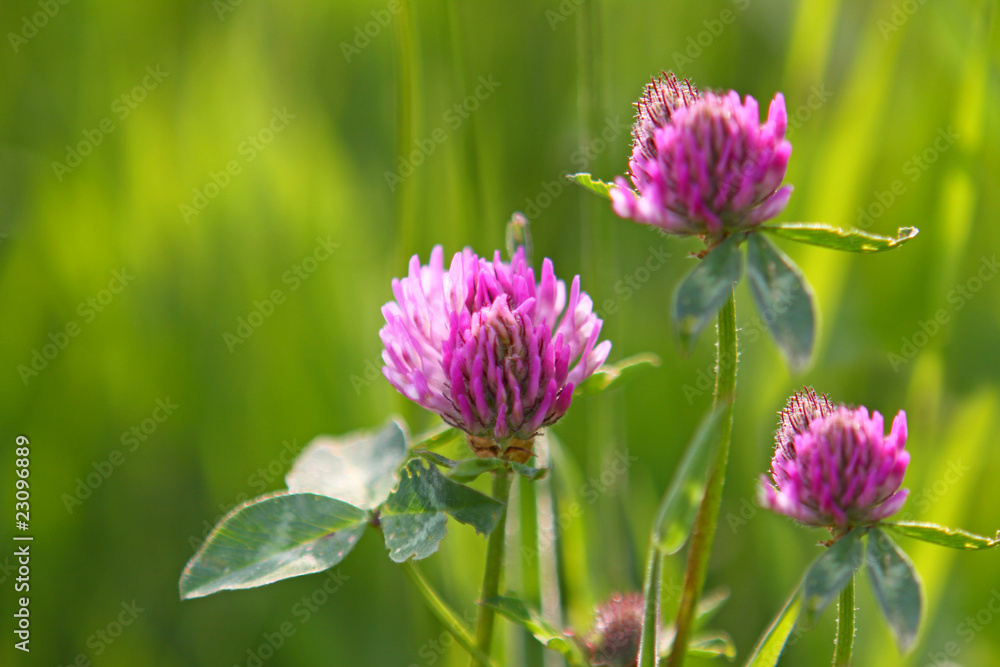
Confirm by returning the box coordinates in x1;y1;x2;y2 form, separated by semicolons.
400;561;496;667
833;576;855;666
636;546;662;667
471;467;513;664
668;291;737;666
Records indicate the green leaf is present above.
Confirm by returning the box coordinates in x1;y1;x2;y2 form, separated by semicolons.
695;587;731;628
884;521;1000;550
687;632;737;660
482;595;589;666
866;529;923;653
660;627;737;660
414;449;461;468
745;233;816;373
416;450;503;483
566;172;615;200
180;492;368;600
380;459;505;562
802;528;864;627
672;234;744;353
652;402;729;554
761;222;918;253
286;418;408;509
510;461;547;480
744;585;802;667
416;451;547;483
411;423;462;450
574;352;661;396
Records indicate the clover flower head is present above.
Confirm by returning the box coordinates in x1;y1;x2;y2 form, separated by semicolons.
612;83;793;239
759;389;910;529
380;246;610;459
632;71;700;162
774;386;836;457
588;592;644;667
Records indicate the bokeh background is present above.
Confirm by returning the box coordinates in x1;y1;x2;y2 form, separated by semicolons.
2;0;999;665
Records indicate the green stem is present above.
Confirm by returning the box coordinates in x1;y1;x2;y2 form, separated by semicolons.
636;545;663;667
833;576;855;666
667;291;737;666
400;561;497;667
471;466;513;664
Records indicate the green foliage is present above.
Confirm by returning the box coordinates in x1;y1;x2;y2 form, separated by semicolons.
637;403;729;667
574;352;661;396
651;403;729;555
179;492;368;599
481;595;589;665
566;172;615;200
802;528;864;627
416;450;546;483
884;521;1000;550
761;223;919;253
745;233;816;373
685;633;737;660
5;0;997;664
380;458;505;562
672;234;744;353
285;418;408;509
866;529;923;653
411;424;464;450
744;585;803;667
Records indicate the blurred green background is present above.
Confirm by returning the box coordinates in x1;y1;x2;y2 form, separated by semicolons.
2;0;999;665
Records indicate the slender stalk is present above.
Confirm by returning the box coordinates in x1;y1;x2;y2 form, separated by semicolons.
636;545;662;667
667;291;737;666
471;466;513;664
400;561;497;667
833;576;855;666
518;474;545;667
